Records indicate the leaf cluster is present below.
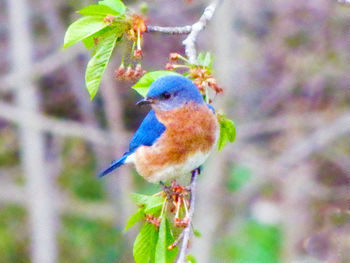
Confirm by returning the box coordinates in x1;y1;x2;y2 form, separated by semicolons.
126;193;178;263
63;0;128;99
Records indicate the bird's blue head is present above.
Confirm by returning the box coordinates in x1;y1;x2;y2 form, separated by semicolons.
137;75;204;111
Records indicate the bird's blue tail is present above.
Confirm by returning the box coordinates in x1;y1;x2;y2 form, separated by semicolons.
99;155;128;178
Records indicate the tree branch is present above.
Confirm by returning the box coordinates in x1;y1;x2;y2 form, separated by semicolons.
176;169;199;263
183;0;219;63
146;0;220;64
146;25;192;34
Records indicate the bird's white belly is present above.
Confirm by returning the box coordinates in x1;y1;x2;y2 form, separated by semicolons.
148;150;211;183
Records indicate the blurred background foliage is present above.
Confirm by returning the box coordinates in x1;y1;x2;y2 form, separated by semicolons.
0;0;349;262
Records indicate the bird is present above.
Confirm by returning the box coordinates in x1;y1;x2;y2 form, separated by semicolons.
99;75;219;184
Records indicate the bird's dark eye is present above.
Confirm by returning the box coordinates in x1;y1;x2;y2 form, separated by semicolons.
162;92;171;99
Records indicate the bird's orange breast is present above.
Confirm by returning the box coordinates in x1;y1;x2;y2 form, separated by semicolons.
134;102;218;180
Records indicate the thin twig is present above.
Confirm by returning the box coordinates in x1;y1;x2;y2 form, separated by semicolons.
176;169;199;263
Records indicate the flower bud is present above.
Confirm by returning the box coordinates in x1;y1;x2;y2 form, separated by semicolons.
166;63;174;70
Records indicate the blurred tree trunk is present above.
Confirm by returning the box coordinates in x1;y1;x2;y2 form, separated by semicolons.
9;0;57;262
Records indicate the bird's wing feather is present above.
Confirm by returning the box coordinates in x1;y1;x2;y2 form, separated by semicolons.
99;110;166;177
128;109;166;152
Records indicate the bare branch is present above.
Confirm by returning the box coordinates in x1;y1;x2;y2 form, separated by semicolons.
146;0;219;64
183;1;219;63
176;169;199;263
146;25;192;34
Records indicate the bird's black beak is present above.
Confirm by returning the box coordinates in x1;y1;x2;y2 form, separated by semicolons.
136;98;153;106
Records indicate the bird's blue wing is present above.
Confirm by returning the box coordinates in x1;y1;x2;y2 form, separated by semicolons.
99;110;166;177
128;110;166;152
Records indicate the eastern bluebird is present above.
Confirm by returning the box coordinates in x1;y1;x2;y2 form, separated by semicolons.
100;75;219;183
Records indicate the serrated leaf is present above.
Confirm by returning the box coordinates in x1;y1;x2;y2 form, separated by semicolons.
63;16;108;49
125;208;145;231
85;29;120;99
217;114;236;151
155;218;178;263
78;4;121;16
99;0;126;14
131;193;164;214
132;71;180;97
133;223;158;263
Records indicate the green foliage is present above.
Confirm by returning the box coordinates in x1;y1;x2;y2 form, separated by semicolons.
59;214;123;263
217;113;236;151
58;139;105;201
0;205;29;263
124;208;144;231
0;128;19;167
127;193;181;262
98;0;126;14
214;220;282;263
63;16;109;49
155;218;178;263
186;254;197;263
132;71;181;97
193;229;202;238
131;193;164;213
78;5;121;16
227;165;251;192
196;52;213;69
64;0;129;99
85;28;122;99
133;223;158;263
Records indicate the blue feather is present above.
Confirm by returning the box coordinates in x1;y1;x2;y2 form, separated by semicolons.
99;110;166;177
129;110;166;151
99;155;128;177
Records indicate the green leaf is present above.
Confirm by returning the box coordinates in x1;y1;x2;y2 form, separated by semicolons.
85;28;120;99
98;0;126;14
155;218;167;263
217;114;236;151
131;193;164;214
186;254;197;263
197;52;213;68
63;16;108;49
133;223;158;263
78;4;120;16
132;71;181;97
81;26;110;50
125;208;144;231
193;229;202;237
155;218;178;263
